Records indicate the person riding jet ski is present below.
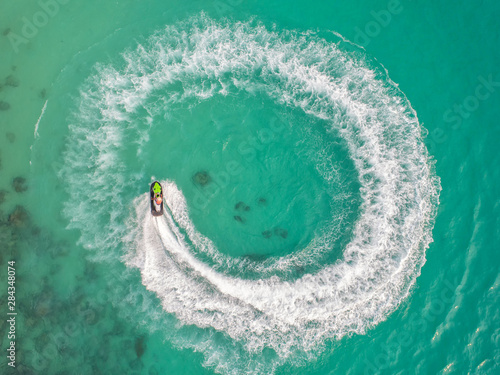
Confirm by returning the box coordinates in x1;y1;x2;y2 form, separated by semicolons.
150;181;164;216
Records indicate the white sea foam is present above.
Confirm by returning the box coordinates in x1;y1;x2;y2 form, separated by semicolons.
34;100;48;139
61;15;440;374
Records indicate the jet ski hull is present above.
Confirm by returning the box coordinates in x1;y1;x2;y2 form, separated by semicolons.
150;181;164;216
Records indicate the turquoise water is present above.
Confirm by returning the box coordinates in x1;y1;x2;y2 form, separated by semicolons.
0;1;498;374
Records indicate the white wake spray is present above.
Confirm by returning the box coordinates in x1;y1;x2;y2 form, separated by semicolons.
62;15;440;374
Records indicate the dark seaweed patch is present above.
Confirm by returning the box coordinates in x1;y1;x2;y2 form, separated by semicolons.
5;75;20;87
192;171;211;186
235;201;250;211
234;215;246;223
8;205;29;227
135;336;146;358
262;230;272;239
13;176;28;192
257;197;267;206
274;227;288;239
0;101;10;111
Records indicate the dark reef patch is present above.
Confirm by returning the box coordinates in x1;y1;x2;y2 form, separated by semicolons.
274;227;288;239
9;205;30;227
135;336;146;358
5;75;20;87
13;176;28;192
235;201;250;211
257;197;267;206
262;230;272;239
234;215;246;223
192;171;211;186
0;101;10;111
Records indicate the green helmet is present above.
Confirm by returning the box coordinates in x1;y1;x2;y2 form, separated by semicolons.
152;182;162;194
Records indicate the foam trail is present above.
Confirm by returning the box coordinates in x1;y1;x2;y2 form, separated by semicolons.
34;100;48;139
61;15;440;374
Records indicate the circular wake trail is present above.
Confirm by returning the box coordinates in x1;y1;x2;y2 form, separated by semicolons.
61;14;440;374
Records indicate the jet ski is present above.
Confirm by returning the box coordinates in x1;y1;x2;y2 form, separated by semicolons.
150;181;164;216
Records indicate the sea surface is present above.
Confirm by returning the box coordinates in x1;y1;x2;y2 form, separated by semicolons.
0;1;499;374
